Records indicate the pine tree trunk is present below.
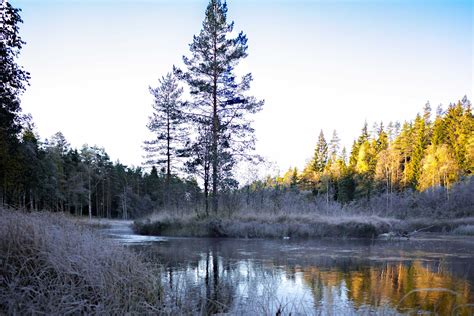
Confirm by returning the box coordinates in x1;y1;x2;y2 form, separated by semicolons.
122;186;128;220
211;32;219;215
204;172;209;217
166;107;171;207
29;189;33;210
95;187;99;217
88;172;92;220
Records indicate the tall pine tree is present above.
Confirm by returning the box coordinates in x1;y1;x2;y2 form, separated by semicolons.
176;0;264;214
144;72;187;204
0;2;30;206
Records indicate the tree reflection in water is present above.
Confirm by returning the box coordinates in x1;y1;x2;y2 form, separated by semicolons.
134;238;473;315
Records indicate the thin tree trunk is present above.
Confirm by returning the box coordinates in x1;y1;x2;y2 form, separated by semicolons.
166;106;171;207
88;172;92;220
122;186;128;220
95;186;99;217
102;179;105;218
204;175;209;216
326;180;329;208
211;33;219;215
386;173;389;211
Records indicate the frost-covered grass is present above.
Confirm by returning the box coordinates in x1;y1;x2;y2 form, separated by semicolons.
134;210;398;238
2;209;471;315
0;208;161;315
134;209;474;239
135;178;474;239
452;225;474;236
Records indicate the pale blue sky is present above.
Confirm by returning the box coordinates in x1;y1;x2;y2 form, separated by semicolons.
13;0;473;176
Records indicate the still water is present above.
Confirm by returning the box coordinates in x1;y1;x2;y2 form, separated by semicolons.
104;222;474;315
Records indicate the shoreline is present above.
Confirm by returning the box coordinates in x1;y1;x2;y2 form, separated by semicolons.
132;214;474;239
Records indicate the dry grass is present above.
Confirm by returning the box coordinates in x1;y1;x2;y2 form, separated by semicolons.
452;225;474;236
134;210;398;238
2;209;471;315
134;177;474;239
0;208;161;315
135;208;474;239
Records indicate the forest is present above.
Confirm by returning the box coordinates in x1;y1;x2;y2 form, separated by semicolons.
1;1;473;222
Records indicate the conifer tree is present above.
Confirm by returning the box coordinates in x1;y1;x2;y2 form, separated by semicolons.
312;130;328;172
349;122;370;169
0;2;29;140
184;125;212;214
329;130;340;160
0;2;30;205
444;101;468;173
423;101;432;125
410;114;428;189
432;107;446;146
176;0;264;214
375;122;388;153
396;122;414;188
144;72;187;204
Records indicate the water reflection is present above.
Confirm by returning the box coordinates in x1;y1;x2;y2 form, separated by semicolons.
129;238;473;315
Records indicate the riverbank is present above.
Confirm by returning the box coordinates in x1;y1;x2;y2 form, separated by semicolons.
133;211;474;239
0;209;161;315
3;209;471;315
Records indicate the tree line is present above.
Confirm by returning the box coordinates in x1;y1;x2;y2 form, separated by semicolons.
0;2;201;218
1;0;262;217
266;98;473;207
1;1;472;219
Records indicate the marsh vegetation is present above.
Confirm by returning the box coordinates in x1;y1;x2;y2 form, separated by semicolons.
2;209;473;315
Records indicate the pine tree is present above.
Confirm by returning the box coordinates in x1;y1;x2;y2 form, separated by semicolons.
410;114;428;189
460;96;474;174
176;0;264;214
444;101;468;173
460;96;473;174
0;2;30;206
348;140;359;170
395;121;414;188
423;101;432;125
329;130;340;160
144;72;187;205
312;130;328;172
432;106;446;146
354;139;376;200
387;121;395;144
375;122;388;153
349;122;370;170
184;125;212;214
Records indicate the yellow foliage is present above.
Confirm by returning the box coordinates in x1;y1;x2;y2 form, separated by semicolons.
466;134;474;174
419;144;459;191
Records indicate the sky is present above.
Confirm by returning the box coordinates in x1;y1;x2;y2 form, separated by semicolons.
12;0;474;178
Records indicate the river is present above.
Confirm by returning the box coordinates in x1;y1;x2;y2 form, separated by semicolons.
102;221;474;315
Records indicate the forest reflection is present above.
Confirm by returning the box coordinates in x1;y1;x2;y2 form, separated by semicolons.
139;239;473;315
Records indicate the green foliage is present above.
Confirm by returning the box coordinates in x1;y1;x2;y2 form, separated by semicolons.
1;1;472;219
0;2;30;206
176;0;263;214
256;96;473;207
